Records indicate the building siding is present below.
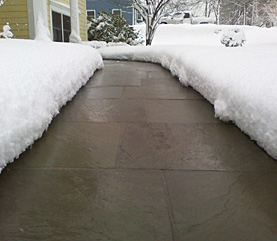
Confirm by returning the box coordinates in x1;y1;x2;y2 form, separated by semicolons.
0;0;29;39
86;0;134;25
0;0;87;40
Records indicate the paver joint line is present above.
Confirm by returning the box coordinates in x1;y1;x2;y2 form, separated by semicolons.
162;171;179;241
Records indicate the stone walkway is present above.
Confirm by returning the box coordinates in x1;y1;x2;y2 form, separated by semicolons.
0;61;277;241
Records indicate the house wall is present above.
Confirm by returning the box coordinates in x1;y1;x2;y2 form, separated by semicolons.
86;0;134;25
47;0;87;41
0;0;87;41
0;0;29;39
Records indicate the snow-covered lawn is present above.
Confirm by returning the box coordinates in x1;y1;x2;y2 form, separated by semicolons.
100;24;277;160
0;39;103;172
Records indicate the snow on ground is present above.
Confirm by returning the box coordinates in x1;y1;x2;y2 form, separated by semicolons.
0;39;103;172
99;24;277;160
83;41;129;49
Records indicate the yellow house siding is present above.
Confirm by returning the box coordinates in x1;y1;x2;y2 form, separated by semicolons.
47;0;87;41
79;0;87;41
0;0;29;39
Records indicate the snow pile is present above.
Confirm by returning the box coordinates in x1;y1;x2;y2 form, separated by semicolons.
0;23;13;39
99;24;277;159
83;41;129;49
34;12;52;42
134;23;277;47
0;40;103;172
83;40;108;49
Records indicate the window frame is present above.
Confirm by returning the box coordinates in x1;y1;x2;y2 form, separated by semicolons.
51;10;71;42
112;9;122;17
87;10;96;19
49;0;81;42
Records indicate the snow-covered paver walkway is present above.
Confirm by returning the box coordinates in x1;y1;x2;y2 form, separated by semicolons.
0;61;276;240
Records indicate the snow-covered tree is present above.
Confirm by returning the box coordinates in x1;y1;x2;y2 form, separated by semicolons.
211;0;221;24
165;0;222;23
261;0;277;27
88;12;115;42
219;0;269;26
133;0;171;45
112;15;138;43
87;12;138;44
166;0;202;12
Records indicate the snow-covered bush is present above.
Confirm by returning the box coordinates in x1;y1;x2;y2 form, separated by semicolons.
133;28;145;45
221;28;246;47
0;23;13;39
88;12;115;42
87;12;138;44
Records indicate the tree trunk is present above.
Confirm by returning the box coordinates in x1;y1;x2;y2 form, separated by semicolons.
146;26;154;45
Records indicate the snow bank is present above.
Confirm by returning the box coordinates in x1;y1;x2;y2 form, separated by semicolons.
83;41;129;49
0;39;103;172
134;23;277;47
99;24;277;160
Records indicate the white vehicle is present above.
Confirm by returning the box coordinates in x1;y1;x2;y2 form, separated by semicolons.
191;16;217;25
159;13;173;24
160;11;217;25
160;12;192;24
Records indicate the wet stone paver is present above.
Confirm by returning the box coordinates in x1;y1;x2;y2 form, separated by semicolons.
0;60;276;241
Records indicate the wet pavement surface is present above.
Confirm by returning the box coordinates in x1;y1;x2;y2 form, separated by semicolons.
0;60;277;241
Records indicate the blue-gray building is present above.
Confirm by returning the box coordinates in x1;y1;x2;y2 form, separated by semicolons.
86;0;140;25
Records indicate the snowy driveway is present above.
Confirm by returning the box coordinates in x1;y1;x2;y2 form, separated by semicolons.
0;61;276;240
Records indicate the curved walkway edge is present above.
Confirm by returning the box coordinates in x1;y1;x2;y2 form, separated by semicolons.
0;61;276;241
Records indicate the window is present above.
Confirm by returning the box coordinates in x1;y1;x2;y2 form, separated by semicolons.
87;10;96;19
52;11;71;42
137;12;143;20
184;13;190;19
112;9;122;17
63;15;71;42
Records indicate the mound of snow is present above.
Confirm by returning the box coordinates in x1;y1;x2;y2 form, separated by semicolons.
99;24;277;160
0;39;103;172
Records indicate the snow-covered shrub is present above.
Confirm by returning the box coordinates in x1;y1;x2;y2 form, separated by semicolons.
87;12;138;44
112;15;138;45
0;23;13;39
132;28;145;45
87;12;115;42
221;28;246;47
